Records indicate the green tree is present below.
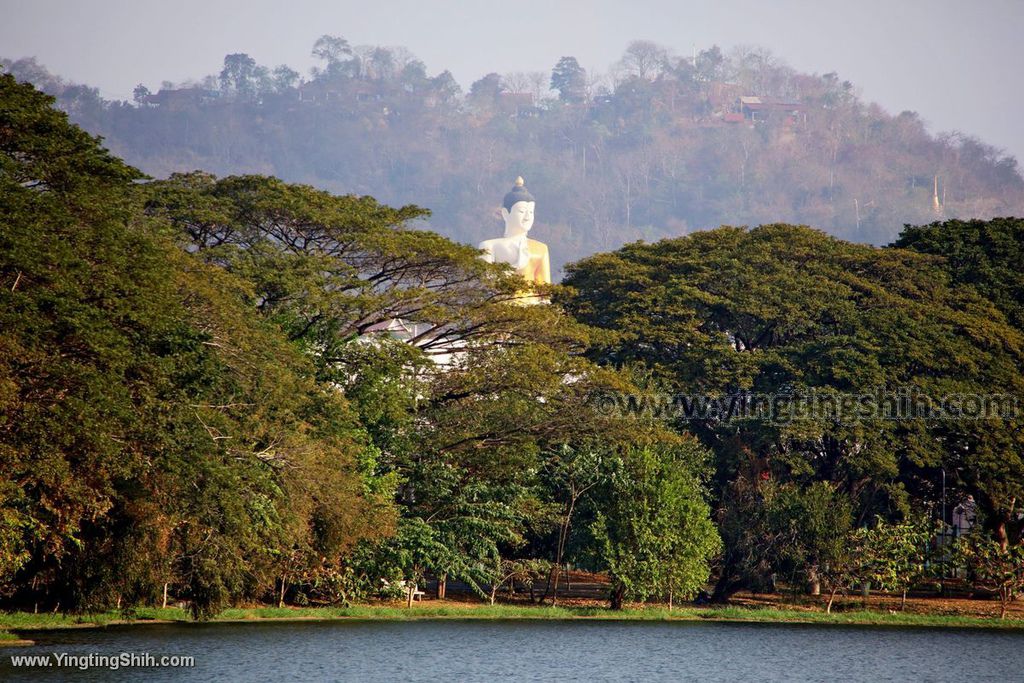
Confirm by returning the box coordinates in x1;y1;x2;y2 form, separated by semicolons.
560;224;1024;599
954;530;1024;619
541;443;604;604
219;53;259;98
592;442;720;609
132;83;150;105
468;72;504;107
894;218;1024;332
550;57;587;104
271;65;300;92
727;481;862;611
311;35;354;78
0;75;392;617
858;517;934;610
140;168;674;612
771;483;859;611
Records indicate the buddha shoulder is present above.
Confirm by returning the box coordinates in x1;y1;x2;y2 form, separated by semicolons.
526;238;548;254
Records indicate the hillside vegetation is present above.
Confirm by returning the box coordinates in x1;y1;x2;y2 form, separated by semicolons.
4;37;1023;274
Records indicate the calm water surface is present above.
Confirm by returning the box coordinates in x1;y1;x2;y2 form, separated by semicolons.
3;619;1023;682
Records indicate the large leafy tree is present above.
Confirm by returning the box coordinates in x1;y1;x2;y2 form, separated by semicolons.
895;217;1024;548
0;75;391;616
592;442;720;609
311;34;355;78
859;517;934;610
954;530;1024;619
894;217;1024;332
1;71;145;594
140;170;680;599
560;224;1024;597
219;53;267;99
550;57;587;104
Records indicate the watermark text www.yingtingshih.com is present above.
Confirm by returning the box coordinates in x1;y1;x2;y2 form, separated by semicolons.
8;651;196;671
594;388;1020;425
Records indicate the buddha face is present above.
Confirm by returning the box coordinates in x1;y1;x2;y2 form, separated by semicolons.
501;200;535;234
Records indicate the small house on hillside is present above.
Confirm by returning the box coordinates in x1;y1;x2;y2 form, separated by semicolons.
298;82;348;103
738;96;807;124
144;88;220;110
496;92;537;118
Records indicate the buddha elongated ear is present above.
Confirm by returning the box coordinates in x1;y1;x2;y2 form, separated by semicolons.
500;206;510;222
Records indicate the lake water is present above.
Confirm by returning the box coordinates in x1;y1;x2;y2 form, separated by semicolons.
3;619;1023;682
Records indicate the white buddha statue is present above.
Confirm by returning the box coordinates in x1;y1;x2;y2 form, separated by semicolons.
479;177;551;293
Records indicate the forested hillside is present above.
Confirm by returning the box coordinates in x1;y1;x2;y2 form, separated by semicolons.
5;37;1022;274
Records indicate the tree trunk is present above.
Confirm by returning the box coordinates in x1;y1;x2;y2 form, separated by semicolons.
995;519;1009;551
826;587;839;614
436;574;447;600
162;583;169;609
668;590;673;611
900;588;907;611
489;585;497;606
710;573;745;604
1000;589;1009;620
807;566;821;596
610;582;626;610
406;584;415;608
279;577;286;608
553;495;582;606
708;561;749;602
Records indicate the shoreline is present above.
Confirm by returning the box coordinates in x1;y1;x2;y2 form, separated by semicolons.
3;602;1024;644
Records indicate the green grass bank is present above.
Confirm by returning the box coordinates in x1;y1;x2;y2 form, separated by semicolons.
2;602;1023;644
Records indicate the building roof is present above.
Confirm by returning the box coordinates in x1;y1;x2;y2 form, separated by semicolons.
739;96;805;111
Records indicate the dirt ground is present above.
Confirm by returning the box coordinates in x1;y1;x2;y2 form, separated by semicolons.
732;589;1024;620
439;570;1024;619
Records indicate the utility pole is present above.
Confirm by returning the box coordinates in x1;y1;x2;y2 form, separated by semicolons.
941;467;947;593
941;468;947;535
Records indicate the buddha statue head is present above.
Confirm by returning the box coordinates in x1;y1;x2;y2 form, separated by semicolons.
500;176;535;237
478;175;551;292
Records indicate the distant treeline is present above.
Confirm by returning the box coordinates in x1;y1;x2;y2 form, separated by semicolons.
4;37;1023;275
2;76;1022;619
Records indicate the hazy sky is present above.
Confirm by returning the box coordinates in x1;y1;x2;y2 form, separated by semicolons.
3;0;1022;162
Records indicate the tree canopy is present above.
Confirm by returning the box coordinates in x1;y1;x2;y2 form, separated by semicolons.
1;76;716;615
0;74;394;616
894;217;1024;331
560;224;1024;597
4;72;1021;618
